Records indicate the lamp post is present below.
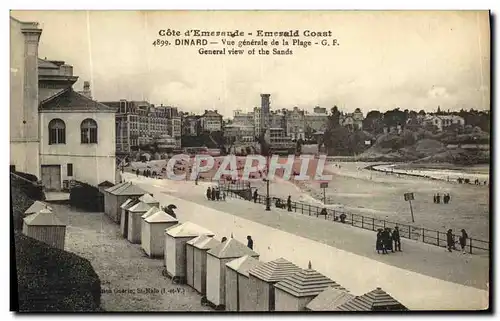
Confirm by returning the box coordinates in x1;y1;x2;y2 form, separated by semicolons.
265;154;271;211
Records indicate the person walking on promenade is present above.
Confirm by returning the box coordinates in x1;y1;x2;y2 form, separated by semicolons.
384;228;394;253
459;229;468;253
216;187;221;201
211;187;216;201
287;196;292;212
136;168;139;177
433;194;437;203
222;191;226;201
446;229;455;252
436;193;441;204
206;187;212;201
376;229;384;254
247;235;254;250
253;189;258;203
393;226;402;251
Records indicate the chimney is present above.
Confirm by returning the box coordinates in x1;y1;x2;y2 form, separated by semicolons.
80;81;92;99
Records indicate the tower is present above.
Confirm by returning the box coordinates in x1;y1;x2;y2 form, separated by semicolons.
260;94;270;137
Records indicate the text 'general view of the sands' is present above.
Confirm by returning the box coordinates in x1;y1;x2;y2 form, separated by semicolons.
152;29;339;55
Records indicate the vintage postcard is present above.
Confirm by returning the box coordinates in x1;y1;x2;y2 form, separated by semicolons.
9;10;490;312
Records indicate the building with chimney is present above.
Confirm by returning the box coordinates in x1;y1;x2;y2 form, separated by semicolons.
182;113;201;136
200;109;223;132
339;108;364;130
285;107;306;141
10;15;118;189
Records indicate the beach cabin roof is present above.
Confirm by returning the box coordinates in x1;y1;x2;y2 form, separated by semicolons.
24;200;52;214
138;193;157;204
144;210;178;223
106;181;146;196
274;268;336;297
105;181;127;193
98;180;114;187
23;209;65;226
226;255;261;277
120;198;136;210
165;221;214;238
128;201;152;213
306;286;354;311
207;238;259;259
334;287;408;311
187;235;220;250
141;206;160;219
248;257;301;283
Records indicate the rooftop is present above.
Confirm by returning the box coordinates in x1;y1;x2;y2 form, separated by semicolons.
23;209;65;227
306;286;354;311
165;221;214;238
207;238;259;259
334;287;408;311
187;235;221;250
248;257;302;283
106;182;147;196
144;210;178;223
226;255;261;277
274;268;337;298
39;88;116;113
24;201;52;215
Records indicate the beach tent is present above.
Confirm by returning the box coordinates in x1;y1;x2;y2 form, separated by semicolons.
142;209;178;257
104;181;146;223
22;208;66;250
120;198;139;238
186;235;221;294
164;222;215;283
274;268;336;311
140;206;160;245
127;201;152;243
247;257;302;311
225;255;261;311
205;238;259;309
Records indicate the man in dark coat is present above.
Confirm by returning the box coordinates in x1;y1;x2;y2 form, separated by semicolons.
392;226;401;251
211;187;216;201
216;188;220;201
446;229;455;252
206;187;212;201
247;235;254;250
376;229;384;254
459;229;468;253
253;189;258;203
287;196;292;212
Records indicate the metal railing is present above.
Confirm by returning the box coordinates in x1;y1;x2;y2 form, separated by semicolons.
220;182;490;255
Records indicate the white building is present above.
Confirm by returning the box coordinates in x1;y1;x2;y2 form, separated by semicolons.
285;107;306;141
424;115;465;132
39;87;117;189
339;108;364;130
305;106;329;136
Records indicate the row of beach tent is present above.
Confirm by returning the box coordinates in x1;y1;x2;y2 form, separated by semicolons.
101;181;409;311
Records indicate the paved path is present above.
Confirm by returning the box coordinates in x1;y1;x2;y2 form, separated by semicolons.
52;204;211;312
124;173;489;310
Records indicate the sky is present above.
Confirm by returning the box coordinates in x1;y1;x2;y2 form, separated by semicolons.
11;10;490;118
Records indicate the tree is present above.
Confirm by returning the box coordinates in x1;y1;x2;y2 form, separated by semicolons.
418;110;426;116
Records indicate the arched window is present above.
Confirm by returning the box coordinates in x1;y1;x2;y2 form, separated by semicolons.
48;119;66;145
81;118;98;144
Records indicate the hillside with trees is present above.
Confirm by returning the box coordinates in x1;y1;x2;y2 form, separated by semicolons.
322;106;490;164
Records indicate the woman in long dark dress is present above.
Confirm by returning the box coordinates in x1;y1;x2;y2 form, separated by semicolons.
376;229;384;254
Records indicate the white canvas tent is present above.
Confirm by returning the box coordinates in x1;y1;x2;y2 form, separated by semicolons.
225;255;261;311
142;209;178;257
186;235;221;294
164;221;214;283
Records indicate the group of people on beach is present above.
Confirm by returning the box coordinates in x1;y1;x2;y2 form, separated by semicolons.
433;193;451;204
376;227;402;254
